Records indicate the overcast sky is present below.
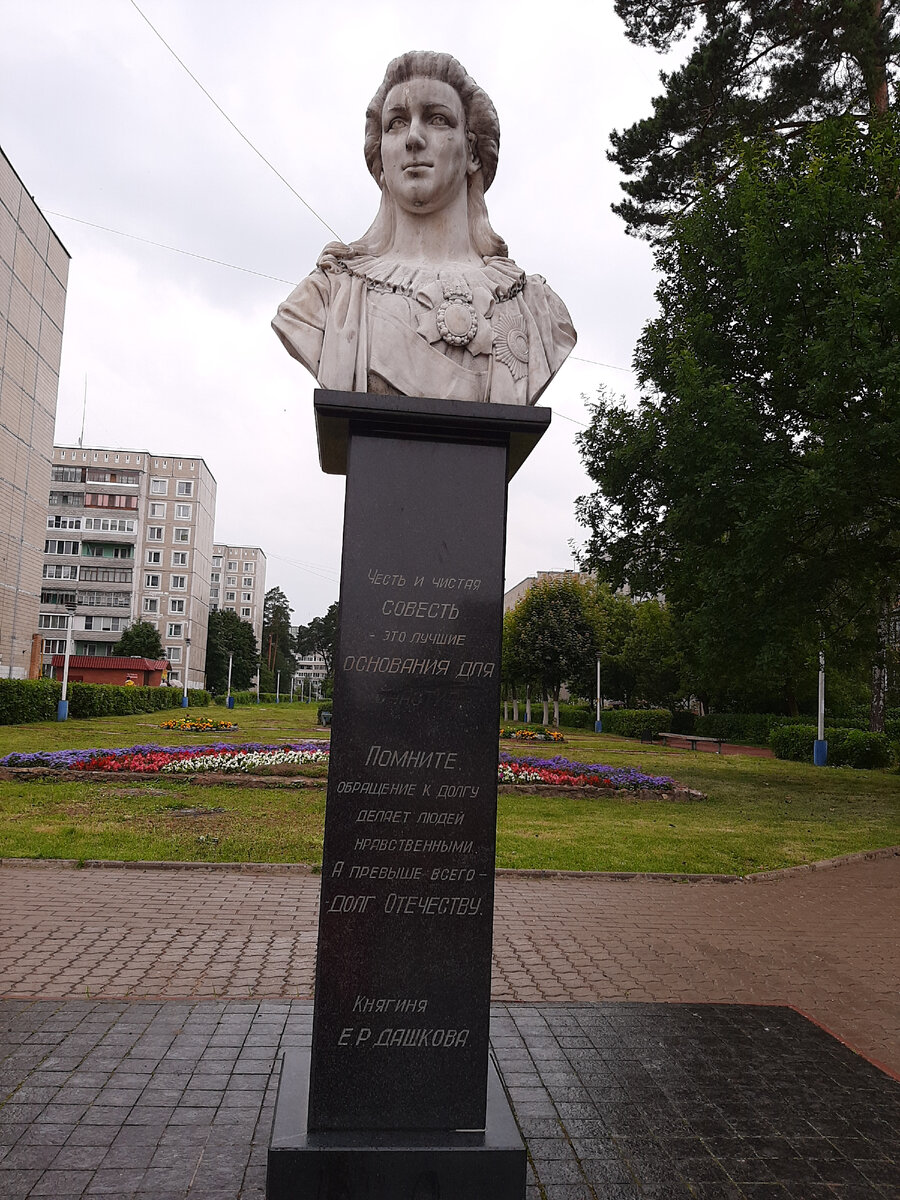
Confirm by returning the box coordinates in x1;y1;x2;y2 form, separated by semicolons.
2;1;681;623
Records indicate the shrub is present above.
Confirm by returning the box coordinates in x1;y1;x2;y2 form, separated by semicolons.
0;679;61;724
831;730;893;770
768;724;890;768
213;690;257;706
670;709;697;735
556;703;595;729
600;708;672;738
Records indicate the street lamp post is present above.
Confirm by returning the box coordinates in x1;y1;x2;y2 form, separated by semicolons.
182;636;191;708
57;602;77;722
226;650;234;710
814;647;827;766
594;655;602;733
276;671;281;704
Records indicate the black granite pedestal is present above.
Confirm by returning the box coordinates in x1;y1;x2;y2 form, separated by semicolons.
266;393;550;1199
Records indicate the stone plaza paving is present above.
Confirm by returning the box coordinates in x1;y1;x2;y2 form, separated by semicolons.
0;855;898;1197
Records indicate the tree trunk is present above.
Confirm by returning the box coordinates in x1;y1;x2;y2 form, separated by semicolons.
513;696;519;722
503;699;508;721
870;595;891;733
553;695;560;726
525;686;531;724
542;695;549;726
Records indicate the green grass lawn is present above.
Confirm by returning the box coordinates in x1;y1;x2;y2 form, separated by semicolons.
0;705;897;873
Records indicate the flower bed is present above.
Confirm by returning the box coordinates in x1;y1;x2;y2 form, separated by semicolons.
160;718;238;732
500;727;565;742
498;751;673;791
0;742;328;773
1;744;674;791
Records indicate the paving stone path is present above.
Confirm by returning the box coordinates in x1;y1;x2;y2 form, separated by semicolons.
1;855;897;1076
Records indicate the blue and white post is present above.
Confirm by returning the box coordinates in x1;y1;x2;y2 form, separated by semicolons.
56;602;76;721
814;648;827;766
181;636;191;708
226;650;235;709
594;655;602;733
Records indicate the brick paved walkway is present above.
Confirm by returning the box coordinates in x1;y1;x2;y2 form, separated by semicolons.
1;856;897;1076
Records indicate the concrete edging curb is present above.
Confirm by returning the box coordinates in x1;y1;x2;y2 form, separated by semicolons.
1;844;896;882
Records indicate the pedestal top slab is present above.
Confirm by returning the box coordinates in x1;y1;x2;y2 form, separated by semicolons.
314;389;551;480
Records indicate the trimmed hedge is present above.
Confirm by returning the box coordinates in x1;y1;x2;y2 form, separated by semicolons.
769;724;893;768
0;678;209;724
0;679;60;724
556;703;595;729
600;708;672;738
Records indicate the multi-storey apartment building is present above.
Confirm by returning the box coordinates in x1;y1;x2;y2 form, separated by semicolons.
0;147;69;678
209;543;266;652
40;446;216;689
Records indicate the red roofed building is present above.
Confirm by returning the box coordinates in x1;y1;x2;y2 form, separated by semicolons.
50;655;170;687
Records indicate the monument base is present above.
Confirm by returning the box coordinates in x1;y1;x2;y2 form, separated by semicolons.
266;1049;526;1200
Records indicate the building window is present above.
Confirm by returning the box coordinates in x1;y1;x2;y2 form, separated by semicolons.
241;607;251;618
212;556;223;568
174;528;190;543
209;587;219;600
147;526;163;541
149;502;166;517
38;614;71;629
145;573;160;589
241;592;252;602
210;572;220;583
243;562;254;572
171;551;188;567
49;491;85;507
146;550;161;565
169;598;186;614
227;560;237;571
226;576;237;587
51;466;84;483
242;577;254;588
225;591;236;602
167;622;183;638
43;564;78;580
170;575;187;590
150;478;168;495
45;539;79;555
42;638;67;654
143;598;159;614
176;480;193;497
47;515;82;530
84;493;138;509
166;646;182;663
175;503;191;519
168;670;180;683
84;616;126;632
83;517;135;533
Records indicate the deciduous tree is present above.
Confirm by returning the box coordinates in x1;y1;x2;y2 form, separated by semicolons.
205;610;259;694
577;118;900;723
115;621;164;659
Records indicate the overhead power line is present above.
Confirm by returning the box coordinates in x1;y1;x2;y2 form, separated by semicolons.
128;0;341;242
46;211;296;283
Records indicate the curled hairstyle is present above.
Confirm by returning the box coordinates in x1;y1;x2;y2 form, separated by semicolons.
335;51;507;261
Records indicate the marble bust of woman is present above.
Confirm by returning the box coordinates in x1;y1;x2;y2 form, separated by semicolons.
273;50;576;406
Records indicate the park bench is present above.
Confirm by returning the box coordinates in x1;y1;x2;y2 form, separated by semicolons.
656;732;725;754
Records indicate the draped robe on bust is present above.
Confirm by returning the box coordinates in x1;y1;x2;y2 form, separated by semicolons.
273;248;576;406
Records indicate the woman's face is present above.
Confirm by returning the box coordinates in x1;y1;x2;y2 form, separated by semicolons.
380;77;474;216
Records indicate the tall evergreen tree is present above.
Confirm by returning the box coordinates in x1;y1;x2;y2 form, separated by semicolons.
610;0;899;236
261;587;297;686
